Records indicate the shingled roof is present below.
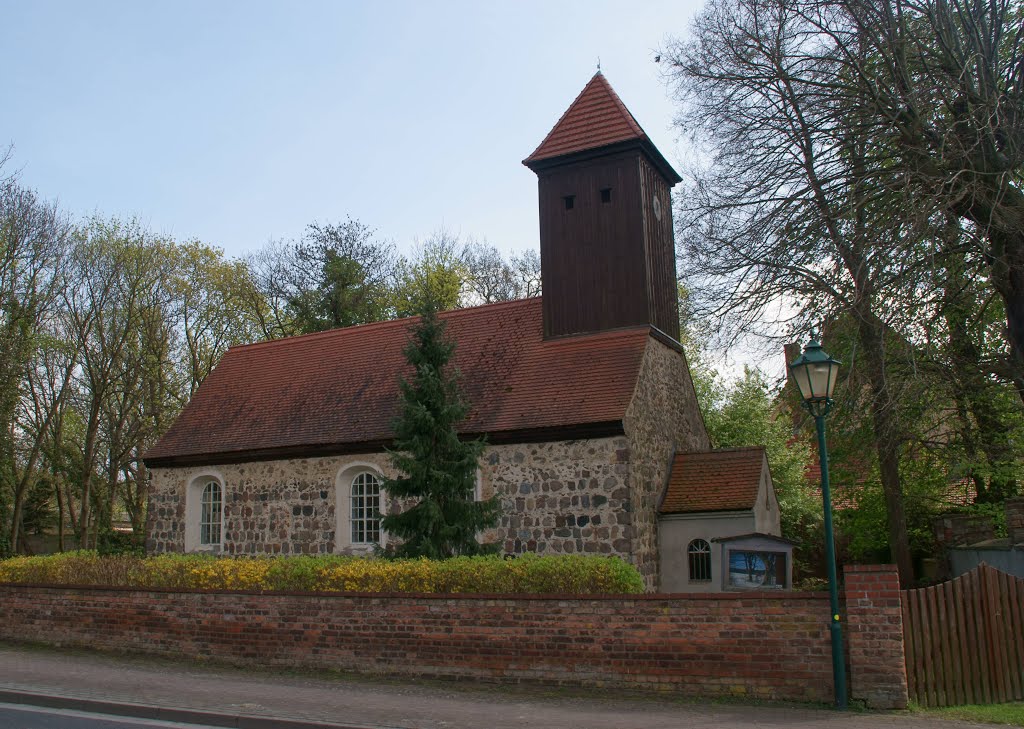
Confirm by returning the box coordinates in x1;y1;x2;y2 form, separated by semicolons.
522;72;682;183
524;72;646;163
144;298;653;468
660;447;769;514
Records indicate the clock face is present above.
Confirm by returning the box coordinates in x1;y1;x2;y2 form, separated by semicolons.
652;195;662;221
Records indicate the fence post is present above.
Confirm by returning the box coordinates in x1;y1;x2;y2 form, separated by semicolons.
843;564;909;709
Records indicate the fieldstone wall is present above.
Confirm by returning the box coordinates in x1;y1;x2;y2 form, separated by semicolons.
623;338;711;590
482;437;632;557
147;454;393;556
146;472;182;552
147;437;634;561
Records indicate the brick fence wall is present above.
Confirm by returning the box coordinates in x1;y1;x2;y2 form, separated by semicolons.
844;565;908;709
0;566;908;708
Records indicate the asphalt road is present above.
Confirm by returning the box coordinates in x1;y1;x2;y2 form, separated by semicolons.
0;643;1000;729
0;703;221;729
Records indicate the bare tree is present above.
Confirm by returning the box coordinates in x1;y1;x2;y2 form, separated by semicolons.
62;218;174;547
462;239;518;304
462;239;542;305
170;241;260;396
840;0;1024;398
661;0;969;583
28;319;81;551
666;0;1024;583
9;321;78;552
241;239;298;340
510;248;542;299
912;216;1022;502
0;155;73;553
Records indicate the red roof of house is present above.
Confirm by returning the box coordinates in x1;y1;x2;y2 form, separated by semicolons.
523;73;682;184
144;298;653;467
660;447;768;514
524;73;648;164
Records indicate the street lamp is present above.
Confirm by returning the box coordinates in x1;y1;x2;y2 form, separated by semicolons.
789;340;847;710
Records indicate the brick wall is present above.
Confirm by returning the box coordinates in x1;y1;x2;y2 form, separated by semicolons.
0;578;909;707
844;565;908;709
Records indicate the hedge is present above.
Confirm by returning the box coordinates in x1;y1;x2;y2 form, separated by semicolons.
0;552;645;594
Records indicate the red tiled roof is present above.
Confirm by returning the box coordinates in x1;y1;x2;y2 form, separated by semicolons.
660;447;768;514
524;72;648;164
144;298;652;466
810;478;977;512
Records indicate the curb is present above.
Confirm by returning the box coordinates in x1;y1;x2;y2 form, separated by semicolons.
0;689;396;729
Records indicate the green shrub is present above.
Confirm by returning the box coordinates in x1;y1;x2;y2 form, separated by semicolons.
97;528;145;557
0;552;644;595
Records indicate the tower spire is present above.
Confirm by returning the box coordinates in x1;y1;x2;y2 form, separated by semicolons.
523;74;682;341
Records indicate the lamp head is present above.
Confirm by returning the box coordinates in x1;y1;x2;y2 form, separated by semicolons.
788;340;840;417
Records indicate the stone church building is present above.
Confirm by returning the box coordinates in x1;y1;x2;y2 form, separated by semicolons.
144;73;786;592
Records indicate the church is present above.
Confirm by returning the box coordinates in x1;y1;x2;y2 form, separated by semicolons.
144;73;788;592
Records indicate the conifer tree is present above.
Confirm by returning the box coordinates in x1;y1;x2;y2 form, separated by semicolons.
381;302;498;558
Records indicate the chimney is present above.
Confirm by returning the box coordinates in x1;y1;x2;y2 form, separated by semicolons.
784;343;802;389
784;343;804;430
1007;497;1024;545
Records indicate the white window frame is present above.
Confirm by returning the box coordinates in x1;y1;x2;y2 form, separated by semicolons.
200;481;223;546
349;471;382;545
185;471;225;553
335;463;386;553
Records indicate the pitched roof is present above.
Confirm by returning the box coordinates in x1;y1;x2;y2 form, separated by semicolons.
524;73;648;164
711;532;797;545
144;298;652;467
660;447;768;514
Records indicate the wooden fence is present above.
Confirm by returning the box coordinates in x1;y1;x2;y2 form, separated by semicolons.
902;563;1024;706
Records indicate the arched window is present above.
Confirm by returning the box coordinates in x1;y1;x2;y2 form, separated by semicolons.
185;473;225;552
688;539;712;582
200;481;222;546
350;472;381;544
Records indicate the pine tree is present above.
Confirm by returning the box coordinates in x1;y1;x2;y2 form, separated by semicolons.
380;303;499;558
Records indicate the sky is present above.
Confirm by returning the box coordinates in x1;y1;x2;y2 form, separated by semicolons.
1;0;706;260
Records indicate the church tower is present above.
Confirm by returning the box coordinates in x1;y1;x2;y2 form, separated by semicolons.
524;73;682;341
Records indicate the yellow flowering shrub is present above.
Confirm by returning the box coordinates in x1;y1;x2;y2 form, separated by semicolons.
0;552;644;594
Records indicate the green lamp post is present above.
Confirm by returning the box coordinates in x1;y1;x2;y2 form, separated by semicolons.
789;340;847;710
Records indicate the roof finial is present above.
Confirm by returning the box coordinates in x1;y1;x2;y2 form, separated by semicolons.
597;56;601;74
